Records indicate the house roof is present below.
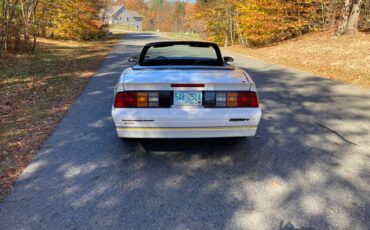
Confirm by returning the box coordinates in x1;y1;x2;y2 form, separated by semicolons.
105;6;125;17
126;10;143;18
103;5;143;20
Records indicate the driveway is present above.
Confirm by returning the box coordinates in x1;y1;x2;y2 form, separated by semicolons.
0;32;369;230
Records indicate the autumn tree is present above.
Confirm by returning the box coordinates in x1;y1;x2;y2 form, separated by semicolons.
0;0;105;56
197;0;229;45
198;0;321;47
0;0;44;55
47;0;103;40
146;0;171;31
1;0;21;55
173;1;186;32
183;2;204;33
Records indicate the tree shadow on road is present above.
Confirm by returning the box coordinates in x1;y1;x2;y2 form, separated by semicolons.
0;33;369;229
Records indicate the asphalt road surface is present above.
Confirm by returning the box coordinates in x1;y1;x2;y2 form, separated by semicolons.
0;33;369;230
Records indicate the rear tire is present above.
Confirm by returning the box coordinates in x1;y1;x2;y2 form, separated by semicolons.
120;137;139;143
231;136;247;142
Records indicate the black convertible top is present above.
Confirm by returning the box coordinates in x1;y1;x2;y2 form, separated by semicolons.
143;41;221;48
138;41;224;66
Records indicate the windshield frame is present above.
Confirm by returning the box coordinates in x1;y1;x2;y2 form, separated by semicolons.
138;41;224;66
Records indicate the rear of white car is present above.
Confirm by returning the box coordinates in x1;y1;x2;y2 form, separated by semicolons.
112;67;262;138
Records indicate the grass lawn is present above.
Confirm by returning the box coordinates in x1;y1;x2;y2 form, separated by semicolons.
109;24;140;33
166;31;370;88
165;32;203;41
0;34;122;199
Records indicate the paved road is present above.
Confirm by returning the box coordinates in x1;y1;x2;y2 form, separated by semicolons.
1;33;369;230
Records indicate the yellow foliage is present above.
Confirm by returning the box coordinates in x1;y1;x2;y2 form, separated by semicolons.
200;0;321;47
47;0;104;40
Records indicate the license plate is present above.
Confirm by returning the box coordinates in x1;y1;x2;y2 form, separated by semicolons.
174;91;202;106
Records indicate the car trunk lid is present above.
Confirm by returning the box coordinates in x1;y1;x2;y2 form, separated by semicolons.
121;69;252;91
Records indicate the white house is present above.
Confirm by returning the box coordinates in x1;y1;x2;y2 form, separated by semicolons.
101;6;143;31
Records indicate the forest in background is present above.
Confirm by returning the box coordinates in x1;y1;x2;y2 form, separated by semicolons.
126;0;369;47
1;0;369;57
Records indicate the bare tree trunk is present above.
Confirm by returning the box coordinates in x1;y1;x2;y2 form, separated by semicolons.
235;10;246;46
224;32;228;47
31;0;39;51
320;0;326;28
337;0;364;35
326;0;340;29
31;34;37;51
345;0;363;34
21;0;29;50
226;0;234;46
337;0;352;35
4;0;10;51
6;0;20;51
20;0;39;51
0;0;7;56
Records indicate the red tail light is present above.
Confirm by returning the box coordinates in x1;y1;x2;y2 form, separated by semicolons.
114;92;137;108
237;92;259;107
203;91;259;108
114;91;172;108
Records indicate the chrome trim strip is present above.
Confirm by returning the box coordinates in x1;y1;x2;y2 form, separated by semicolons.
117;126;257;131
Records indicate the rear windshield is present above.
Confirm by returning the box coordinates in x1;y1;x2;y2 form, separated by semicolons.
139;43;223;66
146;45;218;60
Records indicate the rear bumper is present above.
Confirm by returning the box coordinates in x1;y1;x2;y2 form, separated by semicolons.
116;126;258;138
112;107;261;138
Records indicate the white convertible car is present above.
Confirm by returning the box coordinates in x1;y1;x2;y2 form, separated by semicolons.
112;41;262;138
